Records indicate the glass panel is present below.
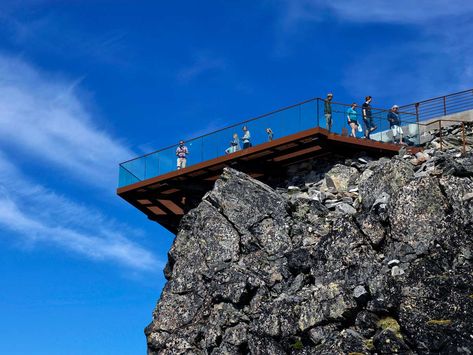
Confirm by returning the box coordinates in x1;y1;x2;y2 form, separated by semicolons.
118;165;140;187
158;146;176;175
118;97;428;188
121;158;145;181
144;153;159;180
300;100;318;131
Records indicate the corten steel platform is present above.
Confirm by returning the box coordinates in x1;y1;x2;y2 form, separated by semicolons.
117;127;419;234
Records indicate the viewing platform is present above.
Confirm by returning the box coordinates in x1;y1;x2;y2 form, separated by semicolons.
117;89;473;233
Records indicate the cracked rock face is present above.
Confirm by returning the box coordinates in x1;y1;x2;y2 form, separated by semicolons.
146;124;473;354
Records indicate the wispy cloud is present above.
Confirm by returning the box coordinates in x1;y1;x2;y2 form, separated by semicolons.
0;5;132;69
0;54;134;188
277;0;473;101
0;54;160;271
177;52;226;83
0;138;159;271
279;0;473;28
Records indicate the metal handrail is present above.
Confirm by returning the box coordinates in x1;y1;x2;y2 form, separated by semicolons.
119;98;414;166
119;96;317;165
118;88;473;187
401;88;473;106
417;119;471;154
400;89;473;121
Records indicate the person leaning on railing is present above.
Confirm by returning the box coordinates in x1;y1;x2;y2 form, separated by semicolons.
387;105;403;144
176;140;189;170
324;93;333;131
346;103;359;138
225;133;241;154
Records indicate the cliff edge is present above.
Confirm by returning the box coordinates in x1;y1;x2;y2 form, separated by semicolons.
146;125;473;354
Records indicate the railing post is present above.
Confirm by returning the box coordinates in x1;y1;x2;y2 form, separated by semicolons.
415;102;420;145
462;122;466;155
443;96;447;116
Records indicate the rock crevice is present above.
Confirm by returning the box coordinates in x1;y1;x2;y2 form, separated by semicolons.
147;123;473;354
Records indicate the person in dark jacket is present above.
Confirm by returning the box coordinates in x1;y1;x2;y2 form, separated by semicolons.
324;93;333;131
362;96;377;139
387;105;403;144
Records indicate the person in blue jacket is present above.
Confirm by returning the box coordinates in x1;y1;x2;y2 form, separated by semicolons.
346;103;359;138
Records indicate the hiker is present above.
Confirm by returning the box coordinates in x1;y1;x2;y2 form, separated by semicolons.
242;126;252;148
346;103;359;138
387;105;403;144
362;96;377;139
225;133;241;154
324;93;333;131
176;140;189;170
266;128;274;141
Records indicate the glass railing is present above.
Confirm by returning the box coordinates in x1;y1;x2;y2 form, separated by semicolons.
118;99;418;187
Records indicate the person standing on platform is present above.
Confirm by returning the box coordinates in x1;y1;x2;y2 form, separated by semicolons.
362;96;377;139
266;128;274;141
324;93;333;131
242;126;252;149
176;140;189;170
225;133;240;154
387;105;403;144
346;103;359;138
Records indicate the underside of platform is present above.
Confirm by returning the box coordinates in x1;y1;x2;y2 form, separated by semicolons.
117;127;418;234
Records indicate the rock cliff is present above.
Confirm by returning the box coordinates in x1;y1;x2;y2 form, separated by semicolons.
146;124;473;354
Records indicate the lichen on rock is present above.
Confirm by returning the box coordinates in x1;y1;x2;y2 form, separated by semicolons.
146;123;473;354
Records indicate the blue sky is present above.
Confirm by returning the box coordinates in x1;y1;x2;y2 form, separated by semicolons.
0;1;471;354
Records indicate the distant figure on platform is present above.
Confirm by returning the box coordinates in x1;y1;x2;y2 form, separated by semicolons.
242;126;252;148
387;105;403;144
362;96;377;139
225;133;241;154
324;93;333;131
176;140;189;170
346;103;359;138
266;128;274;141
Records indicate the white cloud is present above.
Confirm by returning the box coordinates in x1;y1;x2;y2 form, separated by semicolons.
177;52;226;83
277;0;473;101
280;0;473;28
0;54;162;272
0;54;134;189
0;151;159;271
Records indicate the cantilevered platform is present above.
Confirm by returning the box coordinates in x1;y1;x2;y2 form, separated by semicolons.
117;127;415;233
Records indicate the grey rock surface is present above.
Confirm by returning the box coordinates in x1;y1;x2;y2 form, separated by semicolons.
146;124;473;354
